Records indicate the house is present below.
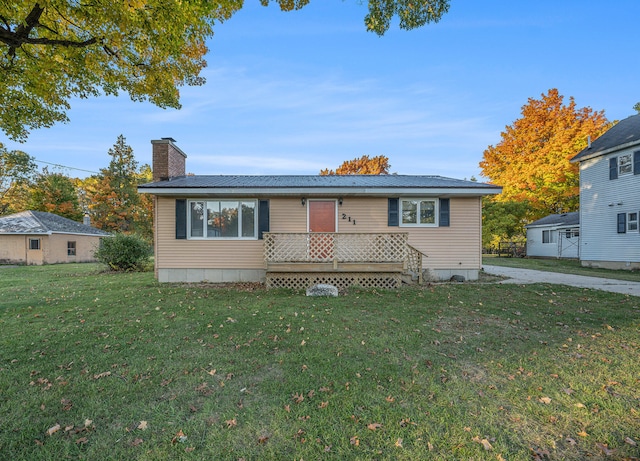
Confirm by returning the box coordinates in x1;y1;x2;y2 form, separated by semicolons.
139;138;502;288
0;211;110;265
570;114;640;269
525;212;580;259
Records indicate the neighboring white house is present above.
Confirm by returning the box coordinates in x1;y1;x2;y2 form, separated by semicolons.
570;114;640;269
525;212;580;259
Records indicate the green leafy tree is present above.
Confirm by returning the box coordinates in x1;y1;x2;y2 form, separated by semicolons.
82;135;141;233
482;198;529;251
634;102;640;113
1;1;450;141
28;167;83;221
0;144;37;214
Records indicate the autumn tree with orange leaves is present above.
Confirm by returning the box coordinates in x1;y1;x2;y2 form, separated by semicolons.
320;155;391;175
480;89;611;220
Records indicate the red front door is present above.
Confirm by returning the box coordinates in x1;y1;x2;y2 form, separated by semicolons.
308;201;336;260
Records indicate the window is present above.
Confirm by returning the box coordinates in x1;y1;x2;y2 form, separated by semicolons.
67;241;76;256
628;212;638;232
400;199;437;226
28;238;40;250
619;154;632;175
542;230;555;244
188;200;257;239
564;228;579;239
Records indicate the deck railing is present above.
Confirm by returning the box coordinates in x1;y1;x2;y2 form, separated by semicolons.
263;232;409;264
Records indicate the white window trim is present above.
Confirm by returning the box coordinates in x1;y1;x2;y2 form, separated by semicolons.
187;199;259;240
399;198;438;227
28;238;41;250
542;229;555;244
628;212;638;232
619;154;633;176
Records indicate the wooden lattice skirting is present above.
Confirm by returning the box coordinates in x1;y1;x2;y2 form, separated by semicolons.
266;272;401;291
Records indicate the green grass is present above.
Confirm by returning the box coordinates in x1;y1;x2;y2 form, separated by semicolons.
1;264;639;460
483;255;640;282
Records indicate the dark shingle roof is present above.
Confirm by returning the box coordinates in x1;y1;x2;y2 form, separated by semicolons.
139;174;500;192
525;212;580;228
0;211;110;236
571;114;640;162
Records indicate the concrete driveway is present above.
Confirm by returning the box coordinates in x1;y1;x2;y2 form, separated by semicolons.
483;264;640;297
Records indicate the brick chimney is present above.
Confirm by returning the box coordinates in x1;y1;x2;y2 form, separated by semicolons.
151;137;187;181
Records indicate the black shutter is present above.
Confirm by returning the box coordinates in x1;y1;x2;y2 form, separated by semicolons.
176;199;187;239
610;157;618;180
617;213;626;233
634;151;640;175
388;198;399;226
439;198;450;227
258;200;270;239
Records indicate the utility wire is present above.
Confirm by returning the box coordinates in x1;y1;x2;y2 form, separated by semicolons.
33;158;100;175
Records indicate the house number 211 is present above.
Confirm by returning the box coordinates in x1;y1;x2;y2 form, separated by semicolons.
342;213;356;225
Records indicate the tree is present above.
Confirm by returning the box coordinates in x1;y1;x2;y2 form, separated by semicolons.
482;198;529;251
1;1;450;141
27;168;83;221
634;102;640;114
82;135;142;233
0;144;37;214
320;155;391;175
479;89;610;220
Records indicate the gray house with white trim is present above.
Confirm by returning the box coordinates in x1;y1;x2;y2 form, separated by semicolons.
570;114;640;269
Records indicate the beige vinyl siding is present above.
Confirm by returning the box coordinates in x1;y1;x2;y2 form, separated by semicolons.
405;197;481;270
155;196;482;271
270;198;308;232
338;196;481;269
156;197;265;270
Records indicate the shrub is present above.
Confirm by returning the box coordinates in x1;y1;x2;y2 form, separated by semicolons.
94;233;152;271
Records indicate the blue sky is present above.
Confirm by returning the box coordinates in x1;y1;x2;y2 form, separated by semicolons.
2;0;639;181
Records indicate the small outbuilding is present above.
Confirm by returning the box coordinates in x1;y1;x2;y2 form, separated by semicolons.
0;211;110;265
525;212;580;259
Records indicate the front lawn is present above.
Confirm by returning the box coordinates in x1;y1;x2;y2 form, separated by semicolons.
0;264;638;460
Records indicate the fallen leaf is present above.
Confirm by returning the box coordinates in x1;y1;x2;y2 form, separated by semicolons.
324;445;331;452
350;436;360;446
292;392;304;404
318;401;328;409
565;437;577;446
93;371;111;379
574;403;586;408
319;386;331;392
395;438;403;448
307;389;315;398
258;435;269;444
137;421;148;430
367;423;382;431
225;418;237;428
595;442;614;455
284;404;291;413
539;397;552;404
171;430;187;444
185;447;195;452
577;431;588;437
47;424;61;436
427;441;433;451
473;436;493;451
624;437;637;446
76;437;88;445
385;395;395;402
132;438;143;446
64;425;74;432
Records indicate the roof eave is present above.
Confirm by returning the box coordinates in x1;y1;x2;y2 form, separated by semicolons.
571;139;640;163
138;186;502;197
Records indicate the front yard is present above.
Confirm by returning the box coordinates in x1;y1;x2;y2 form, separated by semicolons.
0;264;638;460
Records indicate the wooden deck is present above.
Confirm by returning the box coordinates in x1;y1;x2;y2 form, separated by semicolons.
263;232;423;290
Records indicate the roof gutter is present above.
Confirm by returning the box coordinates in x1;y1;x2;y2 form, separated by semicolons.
571;139;640;163
137;186;502;197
